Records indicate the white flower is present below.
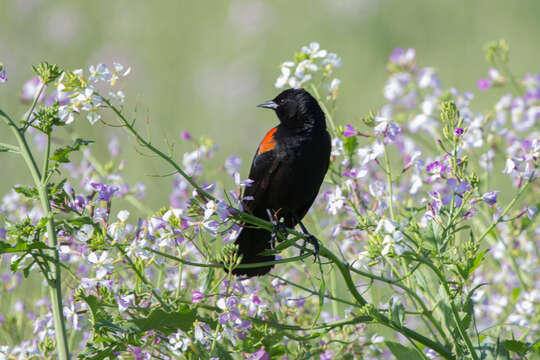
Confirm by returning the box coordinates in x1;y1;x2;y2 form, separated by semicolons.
321;53;342;68
384;72;411;102
295;59;318;78
109;62;131;87
327;78;341;100
58;105;75;124
327;186;345;215
274;62;294;89
87;251;114;279
371;334;385;344
502;158;517;175
328;78;341;92
301;42;327;59
86;111;101;125
88;63;110;83
117;210;130;222
375;219;396;234
204;201;217;220
76;224;94;242
357;141;385;166
418;67;441;89
109;90;125;106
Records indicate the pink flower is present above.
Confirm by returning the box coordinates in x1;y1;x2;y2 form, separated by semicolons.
477;78;492;91
191;290;204;303
343;124;356;138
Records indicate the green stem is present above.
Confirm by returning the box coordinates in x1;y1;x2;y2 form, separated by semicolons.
147;247;311;269
316;244;454;359
115;244;170;311
100;96;215;201
0;110;69;359
69;131;154;215
270;274;359;308
23;82;46;128
309;83;336;132
414;255;477;359
0;141;20;152
384;143;396;221
42;134;51;182
477;179;531;244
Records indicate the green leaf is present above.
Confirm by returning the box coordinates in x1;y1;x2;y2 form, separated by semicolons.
68;216;95;226
51;138;94;163
210;342;234;360
0;240;51;254
467;249;487;278
13;185;39;199
385;341;423;360
503;340;530;354
391;300;405;327
510;287;522;302
343;135;358;157
422;221;443;251
129;306;196;335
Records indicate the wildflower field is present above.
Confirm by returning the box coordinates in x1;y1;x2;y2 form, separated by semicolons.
0;37;539;360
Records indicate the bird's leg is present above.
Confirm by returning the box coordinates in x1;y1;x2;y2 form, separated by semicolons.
295;217;320;257
266;209;287;244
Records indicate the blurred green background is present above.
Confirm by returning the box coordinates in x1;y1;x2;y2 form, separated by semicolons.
1;0;540;210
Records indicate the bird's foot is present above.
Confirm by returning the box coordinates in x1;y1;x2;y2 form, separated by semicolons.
295;218;320;260
267;209;287;243
300;234;320;257
272;222;288;242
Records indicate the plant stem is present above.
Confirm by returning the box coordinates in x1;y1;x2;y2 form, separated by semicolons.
101;96;215;201
310;83;336;132
477;177;532;244
0;110;70;359
115;244;170;311
384;143;396;221
42;134;51;182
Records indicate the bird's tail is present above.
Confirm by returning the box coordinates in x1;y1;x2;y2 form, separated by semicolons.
232;225;275;277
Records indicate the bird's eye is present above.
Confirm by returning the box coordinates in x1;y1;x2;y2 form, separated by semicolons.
279;98;285;104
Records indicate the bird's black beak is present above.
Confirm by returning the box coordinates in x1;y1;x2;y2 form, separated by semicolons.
257;100;278;110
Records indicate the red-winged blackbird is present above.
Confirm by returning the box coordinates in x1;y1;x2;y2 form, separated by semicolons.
232;88;331;277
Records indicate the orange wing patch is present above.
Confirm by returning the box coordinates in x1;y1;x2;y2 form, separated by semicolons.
257;127;277;155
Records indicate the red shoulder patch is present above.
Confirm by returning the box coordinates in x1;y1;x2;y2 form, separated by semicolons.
257;127;277;155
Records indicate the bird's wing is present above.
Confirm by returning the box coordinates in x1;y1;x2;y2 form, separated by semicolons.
242;127;281;214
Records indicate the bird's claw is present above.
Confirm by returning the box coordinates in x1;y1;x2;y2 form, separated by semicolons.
272;221;287;241
299;234;319;260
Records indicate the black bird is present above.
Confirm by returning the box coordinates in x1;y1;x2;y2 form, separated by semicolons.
232;88;331;277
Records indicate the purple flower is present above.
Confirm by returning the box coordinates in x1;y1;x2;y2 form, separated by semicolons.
224;155;242;175
425;161;446;182
442;178;470;207
477;78;492;91
389;48;416;67
320;350;334;360
90;182;119;201
482;190;499;206
247;349;270;360
454;127;464;136
21;76;45;102
191;291;204;303
44;90;70;106
181;131;192;140
0;66;6;83
343;124;356;138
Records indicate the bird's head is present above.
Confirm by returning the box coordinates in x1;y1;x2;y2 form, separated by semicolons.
257;88;326;129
